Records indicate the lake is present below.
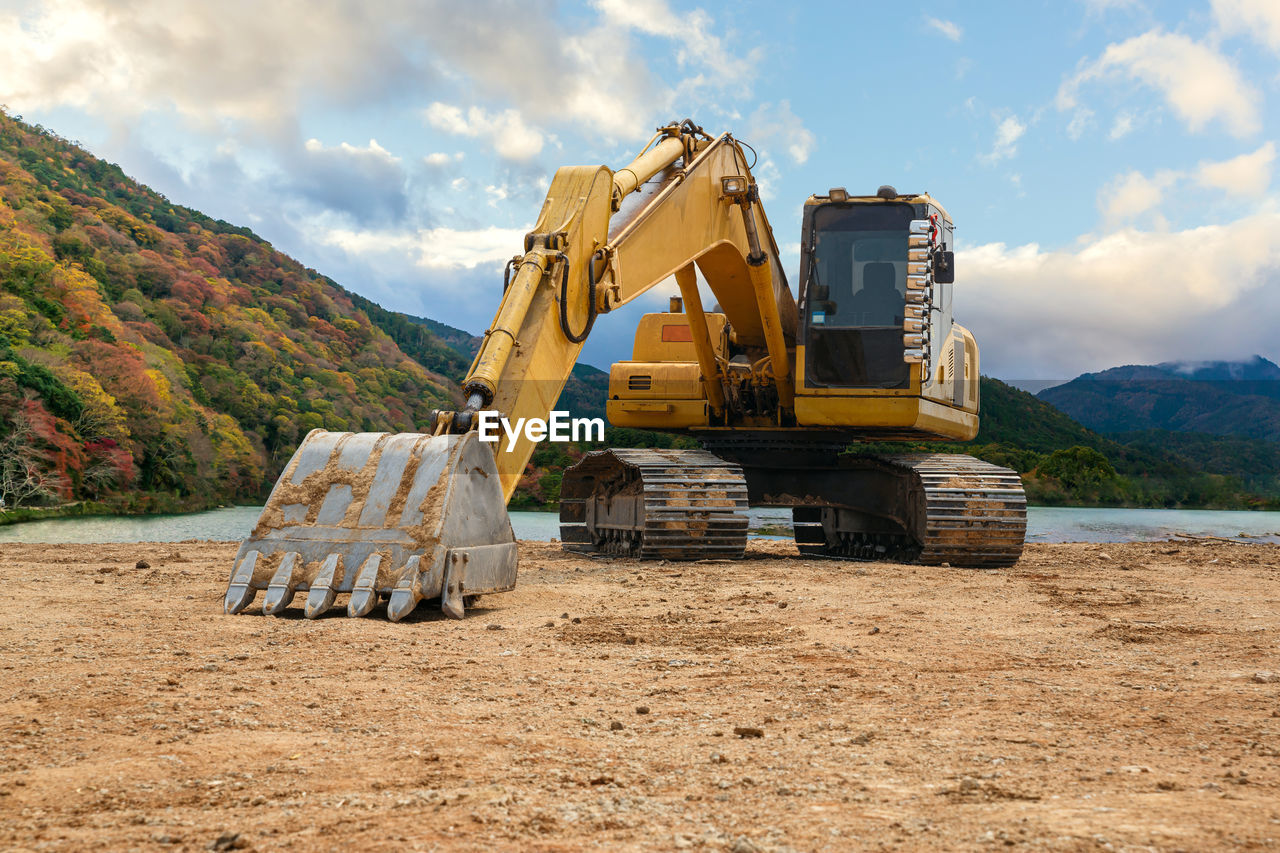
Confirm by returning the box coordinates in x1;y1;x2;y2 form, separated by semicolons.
1;505;1277;545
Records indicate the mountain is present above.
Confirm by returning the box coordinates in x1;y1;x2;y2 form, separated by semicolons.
0;109;463;513
410;315;482;360
1038;356;1280;441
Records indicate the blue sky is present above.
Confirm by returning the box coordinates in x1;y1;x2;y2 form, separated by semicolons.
3;0;1280;380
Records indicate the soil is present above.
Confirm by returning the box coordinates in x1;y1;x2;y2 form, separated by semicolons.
1;539;1278;852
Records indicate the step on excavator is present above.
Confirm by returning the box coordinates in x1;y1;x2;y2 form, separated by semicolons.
223;119;1027;622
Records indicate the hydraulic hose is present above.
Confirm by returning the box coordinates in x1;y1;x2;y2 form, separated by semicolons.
559;250;601;343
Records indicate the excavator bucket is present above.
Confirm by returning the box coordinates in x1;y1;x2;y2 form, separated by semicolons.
223;429;516;622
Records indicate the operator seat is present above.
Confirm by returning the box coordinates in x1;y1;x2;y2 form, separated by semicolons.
847;262;902;326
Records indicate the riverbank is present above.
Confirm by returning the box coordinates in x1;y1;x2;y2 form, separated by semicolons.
0;501;106;526
2;539;1277;851
0;495;234;527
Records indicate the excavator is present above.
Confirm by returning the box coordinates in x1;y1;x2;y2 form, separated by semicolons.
223;119;1026;622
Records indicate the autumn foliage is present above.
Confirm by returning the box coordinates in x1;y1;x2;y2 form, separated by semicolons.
0;109;459;512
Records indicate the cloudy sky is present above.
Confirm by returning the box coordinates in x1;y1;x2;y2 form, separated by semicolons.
3;0;1280;380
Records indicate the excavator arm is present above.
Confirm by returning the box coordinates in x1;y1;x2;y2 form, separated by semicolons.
453;120;797;500
223;120;800;622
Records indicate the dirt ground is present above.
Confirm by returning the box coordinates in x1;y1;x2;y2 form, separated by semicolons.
1;539;1278;852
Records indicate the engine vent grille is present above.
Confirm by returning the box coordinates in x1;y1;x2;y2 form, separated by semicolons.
628;375;652;391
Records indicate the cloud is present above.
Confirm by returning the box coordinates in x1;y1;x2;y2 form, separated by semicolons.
423;152;463;167
1108;111;1135;140
408;0;763;144
1066;108;1094;140
1096;144;1275;225
299;221;535;334
0;0;749;146
0;0;425;135
484;184;509;206
1098;169;1178;222
321;224;527;271
960;211;1280;377
591;0;757;100
286;138;408;225
1195;142;1275;195
1212;0;1280;51
1081;0;1144;12
424;103;545;162
925;17;963;41
745;100;815;165
984;115;1026;162
1057;30;1260;138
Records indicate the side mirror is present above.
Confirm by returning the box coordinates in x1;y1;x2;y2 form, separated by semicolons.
933;250;955;284
812;284;829;302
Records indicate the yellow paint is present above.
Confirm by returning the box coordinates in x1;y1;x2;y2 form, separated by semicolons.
629;311;727;363
460;124;796;502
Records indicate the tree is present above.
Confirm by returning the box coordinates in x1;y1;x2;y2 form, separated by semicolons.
1036;446;1117;490
0;406;68;508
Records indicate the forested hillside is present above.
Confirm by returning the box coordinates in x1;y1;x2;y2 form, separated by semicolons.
0;110;460;514
966;379;1276;508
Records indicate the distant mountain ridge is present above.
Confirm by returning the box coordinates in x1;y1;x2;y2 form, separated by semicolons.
1160;355;1280;383
930;377;1274;508
1038;356;1280;441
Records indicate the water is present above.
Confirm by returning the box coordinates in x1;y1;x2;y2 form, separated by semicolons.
0;506;568;545
2;505;1278;545
1024;506;1280;544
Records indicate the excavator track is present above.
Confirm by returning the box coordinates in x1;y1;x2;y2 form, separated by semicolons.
905;454;1027;566
791;453;1026;567
559;449;749;559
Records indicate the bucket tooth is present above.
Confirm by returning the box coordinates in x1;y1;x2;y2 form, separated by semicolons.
263;551;303;615
440;551;466;620
224;550;260;614
386;555;423;623
304;553;342;619
347;553;383;618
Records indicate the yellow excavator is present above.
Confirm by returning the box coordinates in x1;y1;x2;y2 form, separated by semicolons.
223;119;1026;622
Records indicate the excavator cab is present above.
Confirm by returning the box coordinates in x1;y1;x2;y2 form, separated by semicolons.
801;199;915;389
792;188;978;439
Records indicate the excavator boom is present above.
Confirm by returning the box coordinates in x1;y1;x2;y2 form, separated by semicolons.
462;123;795;499
223;121;794;621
